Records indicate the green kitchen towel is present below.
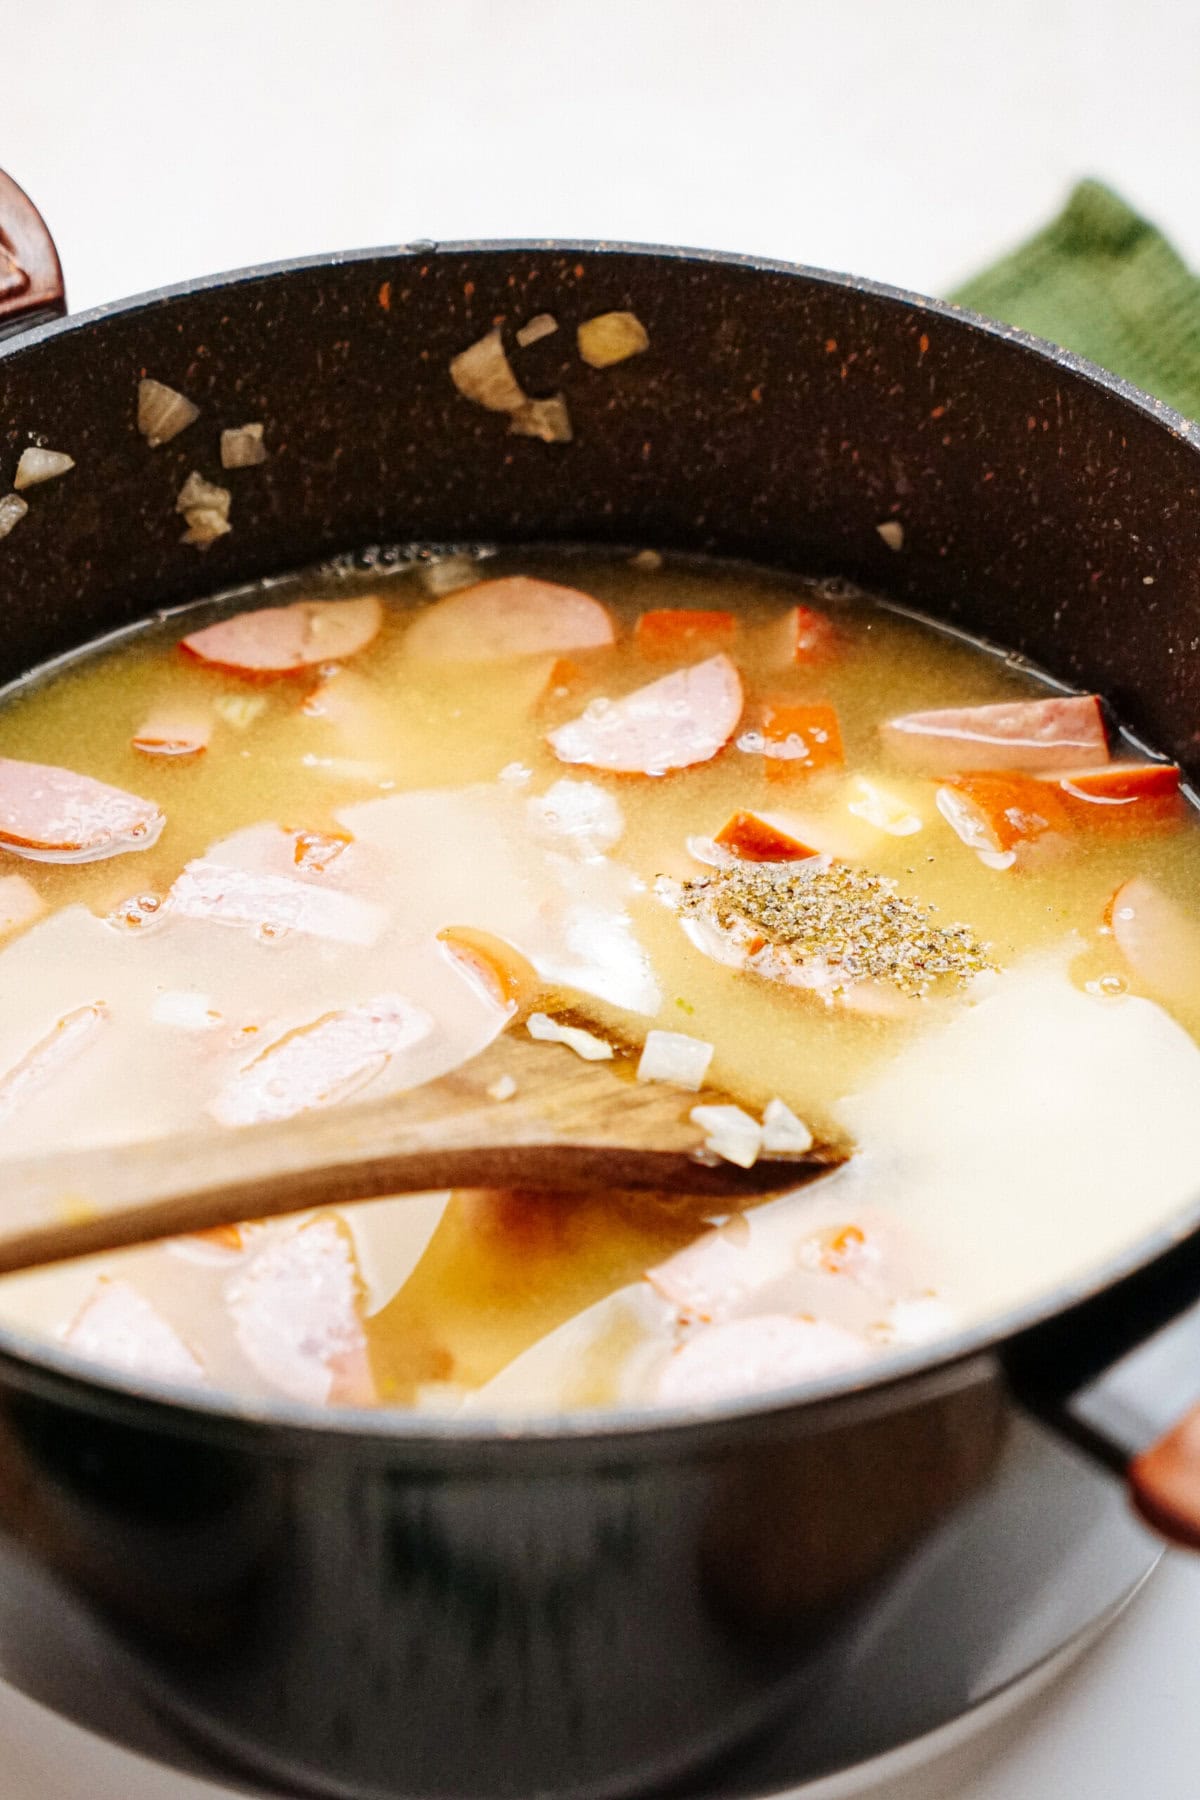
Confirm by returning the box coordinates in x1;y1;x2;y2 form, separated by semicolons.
950;179;1200;420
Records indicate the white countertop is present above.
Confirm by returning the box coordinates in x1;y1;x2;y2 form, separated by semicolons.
5;3;1200;1794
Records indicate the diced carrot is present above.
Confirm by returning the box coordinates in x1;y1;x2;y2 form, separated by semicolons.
1056;761;1182;828
291;829;352;874
783;603;838;663
761;702;844;780
1107;876;1200;1005
437;926;539;1011
403;577;614;663
189;1224;248;1252
882;694;1107;775
132;706;213;759
182;597;383;676
535;656;587;710
941;772;1071;855
940;766;1181;865
0;758;164;863
1062;761;1179;801
548;654;744;776
820;1223;867;1274
635;610;737;659
713;811;817;862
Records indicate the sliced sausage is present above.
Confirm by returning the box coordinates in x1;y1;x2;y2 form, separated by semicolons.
182;596;383;674
209;994;433;1127
0;758;164;863
1108;876;1200;1006
547;653;744;776
0;1003;109;1122
882;694;1108;774
437;925;540;1011
169;858;387;946
64;1279;207;1386
656;1314;872;1405
225;1216;372;1405
0;873;45;938
132;705;213;758
403;576;614;663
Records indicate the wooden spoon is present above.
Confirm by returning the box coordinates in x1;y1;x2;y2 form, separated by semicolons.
0;1031;841;1276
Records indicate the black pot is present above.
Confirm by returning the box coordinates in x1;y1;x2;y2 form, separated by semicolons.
0;169;1198;1800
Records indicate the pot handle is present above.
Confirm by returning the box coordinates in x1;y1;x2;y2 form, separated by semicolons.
0;169;66;340
1001;1224;1200;1548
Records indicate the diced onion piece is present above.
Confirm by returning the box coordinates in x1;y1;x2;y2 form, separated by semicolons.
509;394;573;442
577;311;650;369
418;555;481;597
526;1012;613;1060
151;990;219;1030
176;471;233;551
689;1103;762;1168
180;508;232;549
760;1097;814;1154
876;520;904;551
487;1073;518;1101
0;873;45;937
138;378;200;447
220;423;268;468
636;1029;714;1090
14;448;74;490
450;328;527;413
516;313;559;347
0;494;28;540
526;778;624;853
214;693;267;729
847;777;922;836
176;472;231;518
874;1295;956;1345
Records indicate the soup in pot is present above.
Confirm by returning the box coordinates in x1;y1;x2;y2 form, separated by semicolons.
0;547;1197;1412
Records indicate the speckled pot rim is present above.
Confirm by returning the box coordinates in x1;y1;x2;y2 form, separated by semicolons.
0;237;1198;1452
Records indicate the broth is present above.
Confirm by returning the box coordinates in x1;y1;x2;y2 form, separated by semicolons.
0;548;1198;1412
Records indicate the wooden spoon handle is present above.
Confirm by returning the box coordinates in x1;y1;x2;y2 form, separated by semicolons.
0;1035;836;1275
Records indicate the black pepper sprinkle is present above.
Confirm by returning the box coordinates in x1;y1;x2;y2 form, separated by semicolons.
672;861;993;999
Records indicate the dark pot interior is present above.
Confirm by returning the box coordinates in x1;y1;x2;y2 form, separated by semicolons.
0;241;1196;1798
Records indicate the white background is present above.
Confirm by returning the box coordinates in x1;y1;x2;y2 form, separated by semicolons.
4;2;1200;1795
